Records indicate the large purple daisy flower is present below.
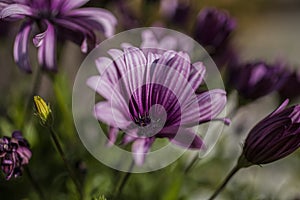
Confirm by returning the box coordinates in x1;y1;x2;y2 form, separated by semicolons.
0;0;117;72
87;47;228;165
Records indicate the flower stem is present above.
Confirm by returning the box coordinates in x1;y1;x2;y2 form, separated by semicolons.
20;67;42;130
113;161;134;199
25;166;46;200
19;67;45;199
184;154;200;174
207;164;240;200
49;127;83;199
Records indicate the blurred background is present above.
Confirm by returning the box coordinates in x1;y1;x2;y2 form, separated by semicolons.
0;0;300;199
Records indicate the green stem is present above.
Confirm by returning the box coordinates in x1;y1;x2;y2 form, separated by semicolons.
113;161;134;199
207;165;240;200
184;154;200;174
25;166;46;200
20;67;42;130
20;67;45;199
49;127;83;199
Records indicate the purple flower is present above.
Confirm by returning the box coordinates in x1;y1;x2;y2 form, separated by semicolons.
229;61;288;100
87;47;228;165
114;0;139;29
194;7;236;53
243;99;300;165
0;131;32;180
160;0;190;25
0;0;117;72
278;70;300;100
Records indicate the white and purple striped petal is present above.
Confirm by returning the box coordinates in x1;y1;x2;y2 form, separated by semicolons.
0;3;33;19
13;20;33;72
60;0;89;12
34;21;57;71
132;138;155;166
65;8;117;37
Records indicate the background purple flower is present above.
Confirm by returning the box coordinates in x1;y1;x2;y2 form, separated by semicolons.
0;131;32;180
243;100;300;165
194;7;236;54
228;61;288;101
160;0;190;26
0;0;117;72
87;47;228;165
278;69;300;100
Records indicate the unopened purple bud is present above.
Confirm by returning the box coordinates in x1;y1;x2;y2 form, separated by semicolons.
229;61;288;100
194;7;236;53
243;100;300;165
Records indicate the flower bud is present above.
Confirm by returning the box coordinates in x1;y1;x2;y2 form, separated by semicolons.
34;95;52;126
243;99;300;165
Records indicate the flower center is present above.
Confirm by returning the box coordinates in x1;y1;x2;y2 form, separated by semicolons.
134;113;151;127
37;10;58;20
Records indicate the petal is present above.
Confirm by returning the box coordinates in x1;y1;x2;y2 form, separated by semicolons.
65;8;117;37
269;99;289;117
0;4;32;19
290;105;300;123
141;30;158;48
13;20;33;72
95;56;122;86
50;0;64;10
95;57;113;75
123;47;148;113
107;126;119;147
179;89;227;126
0;2;9;10
170;129;204;149
244;117;290;156
197;89;227;122
158;35;178;50
87;75;130;117
150;51;190;96
121;129;138;145
54;18;96;52
188;61;206;90
36;21;57;71
17;146;32;164
87;76;122;101
94;102;130;129
166;51;191;78
12;130;23;140
107;49;127;74
87;76;113;99
132;138;154;166
61;0;89;11
80;37;88;53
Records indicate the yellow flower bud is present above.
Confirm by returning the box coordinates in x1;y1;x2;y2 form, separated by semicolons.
34;96;52;126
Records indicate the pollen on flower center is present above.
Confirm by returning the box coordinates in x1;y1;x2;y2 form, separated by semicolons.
134;113;151;127
133;110;167;138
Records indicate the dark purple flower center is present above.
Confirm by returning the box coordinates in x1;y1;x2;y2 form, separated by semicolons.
127;83;180;138
36;10;57;19
134;113;151;127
